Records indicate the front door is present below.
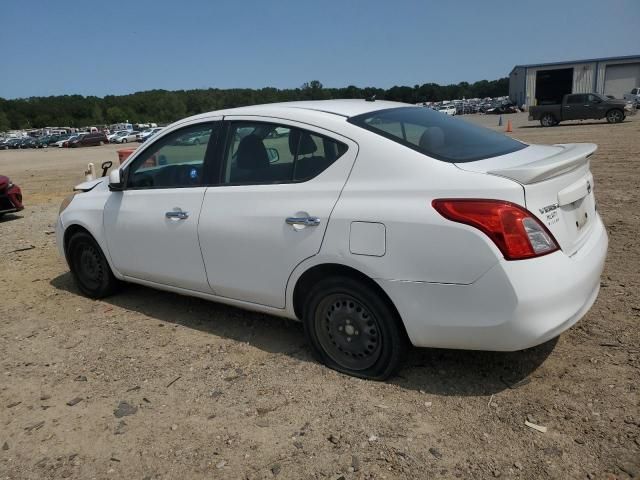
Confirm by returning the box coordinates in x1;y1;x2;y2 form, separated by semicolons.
104;121;220;293
198;118;357;308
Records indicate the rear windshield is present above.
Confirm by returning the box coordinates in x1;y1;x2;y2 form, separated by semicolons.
348;106;526;163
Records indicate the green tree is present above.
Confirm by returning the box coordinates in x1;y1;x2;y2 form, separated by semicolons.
0;110;10;132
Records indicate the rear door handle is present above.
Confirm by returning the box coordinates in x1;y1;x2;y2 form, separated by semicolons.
286;216;320;227
166;210;189;220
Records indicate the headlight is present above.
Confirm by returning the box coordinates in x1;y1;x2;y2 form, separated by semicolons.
59;191;80;215
7;181;13;189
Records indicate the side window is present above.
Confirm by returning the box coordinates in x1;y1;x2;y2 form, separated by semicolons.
126;123;214;189
222;122;347;185
566;95;583;104
587;94;600;102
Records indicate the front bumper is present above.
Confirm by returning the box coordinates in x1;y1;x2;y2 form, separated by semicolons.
0;184;24;214
378;214;608;351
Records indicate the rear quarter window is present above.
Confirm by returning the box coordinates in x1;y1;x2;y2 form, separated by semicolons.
348;107;526;163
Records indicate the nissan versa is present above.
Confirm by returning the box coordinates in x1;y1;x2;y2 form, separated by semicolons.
56;100;608;380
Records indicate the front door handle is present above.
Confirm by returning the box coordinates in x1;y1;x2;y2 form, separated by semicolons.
286;216;320;227
166;210;189;220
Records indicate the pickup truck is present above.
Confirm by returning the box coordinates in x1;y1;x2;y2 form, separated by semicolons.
529;93;635;127
623;87;640;105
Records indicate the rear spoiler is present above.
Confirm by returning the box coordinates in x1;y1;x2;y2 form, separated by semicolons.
487;143;597;184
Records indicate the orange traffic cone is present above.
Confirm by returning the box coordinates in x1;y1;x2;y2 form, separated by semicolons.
505;120;513;133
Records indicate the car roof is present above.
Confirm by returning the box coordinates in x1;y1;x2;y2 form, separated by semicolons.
185;99;412;122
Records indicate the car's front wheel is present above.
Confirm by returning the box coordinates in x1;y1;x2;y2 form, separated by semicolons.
67;231;119;298
303;276;408;380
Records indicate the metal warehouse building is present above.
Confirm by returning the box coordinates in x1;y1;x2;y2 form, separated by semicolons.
509;55;640;107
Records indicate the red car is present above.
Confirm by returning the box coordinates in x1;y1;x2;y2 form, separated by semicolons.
0;175;24;217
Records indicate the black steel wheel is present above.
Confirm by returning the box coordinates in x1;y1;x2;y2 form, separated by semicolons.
303;276;408;380
67;231;119;298
606;109;624;124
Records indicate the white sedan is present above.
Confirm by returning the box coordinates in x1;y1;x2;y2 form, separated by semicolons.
136;127;163;142
437;104;457;115
108;130;129;141
56;100;607;379
113;131;138;143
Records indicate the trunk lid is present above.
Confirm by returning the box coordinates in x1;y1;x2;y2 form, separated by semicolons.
456;143;598;256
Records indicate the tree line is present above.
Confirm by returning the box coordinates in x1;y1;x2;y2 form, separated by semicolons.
0;78;508;131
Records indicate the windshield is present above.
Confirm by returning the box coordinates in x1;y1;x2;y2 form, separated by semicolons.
348;106;527;163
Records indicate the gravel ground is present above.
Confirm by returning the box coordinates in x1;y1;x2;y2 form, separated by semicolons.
1;112;639;480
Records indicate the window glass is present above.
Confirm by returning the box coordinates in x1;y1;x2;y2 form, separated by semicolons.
349;107;525;163
567;95;584;104
127;124;213;189
223;122;347;184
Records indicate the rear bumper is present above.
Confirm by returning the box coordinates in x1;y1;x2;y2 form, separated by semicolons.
378;214;608;351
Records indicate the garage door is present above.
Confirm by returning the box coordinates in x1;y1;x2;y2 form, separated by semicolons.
604;63;640;99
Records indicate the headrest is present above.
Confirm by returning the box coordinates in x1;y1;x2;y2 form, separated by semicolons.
237;134;269;170
419;127;445;152
289;130;318;156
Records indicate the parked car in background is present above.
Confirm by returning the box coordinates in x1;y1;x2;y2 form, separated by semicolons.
57;99;607;380
108;130;129;142
485;102;519;115
0;175;23;217
114;131;139;143
0;138;22;150
623;87;640;106
18;137;38;149
136;127;163;142
55;134;77;148
437;104;456;115
69;132;109;147
529;93;636;126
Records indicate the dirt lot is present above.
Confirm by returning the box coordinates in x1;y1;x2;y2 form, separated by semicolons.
1;113;639;480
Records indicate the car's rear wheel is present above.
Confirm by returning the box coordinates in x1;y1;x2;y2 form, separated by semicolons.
67;231;119;298
121;138;127;143
540;113;557;127
303;276;408;380
606;109;624;124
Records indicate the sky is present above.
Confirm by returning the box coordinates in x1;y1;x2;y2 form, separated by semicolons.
1;0;638;99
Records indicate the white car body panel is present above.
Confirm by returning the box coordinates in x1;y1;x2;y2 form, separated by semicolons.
56;99;608;352
103;187;211;292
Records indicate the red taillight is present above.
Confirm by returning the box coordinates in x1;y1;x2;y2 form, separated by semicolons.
432;199;559;260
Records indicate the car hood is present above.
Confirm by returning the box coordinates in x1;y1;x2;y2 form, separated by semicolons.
0;175;9;188
74;177;106;192
606;99;630;106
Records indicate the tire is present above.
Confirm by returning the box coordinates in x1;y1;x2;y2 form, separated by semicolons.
99;141;104;146
67;231;119;299
606;109;624;124
121;139;127;143
540;113;557;127
302;276;409;380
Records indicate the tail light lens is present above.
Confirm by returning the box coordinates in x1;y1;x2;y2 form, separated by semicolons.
432;199;559;260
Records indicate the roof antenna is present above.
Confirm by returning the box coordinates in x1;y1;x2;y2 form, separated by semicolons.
365;94;376;102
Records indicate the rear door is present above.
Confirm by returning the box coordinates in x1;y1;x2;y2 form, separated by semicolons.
563;94;586;120
197;117;357;308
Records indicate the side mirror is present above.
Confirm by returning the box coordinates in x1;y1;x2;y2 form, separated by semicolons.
108;169;124;191
267;147;280;163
